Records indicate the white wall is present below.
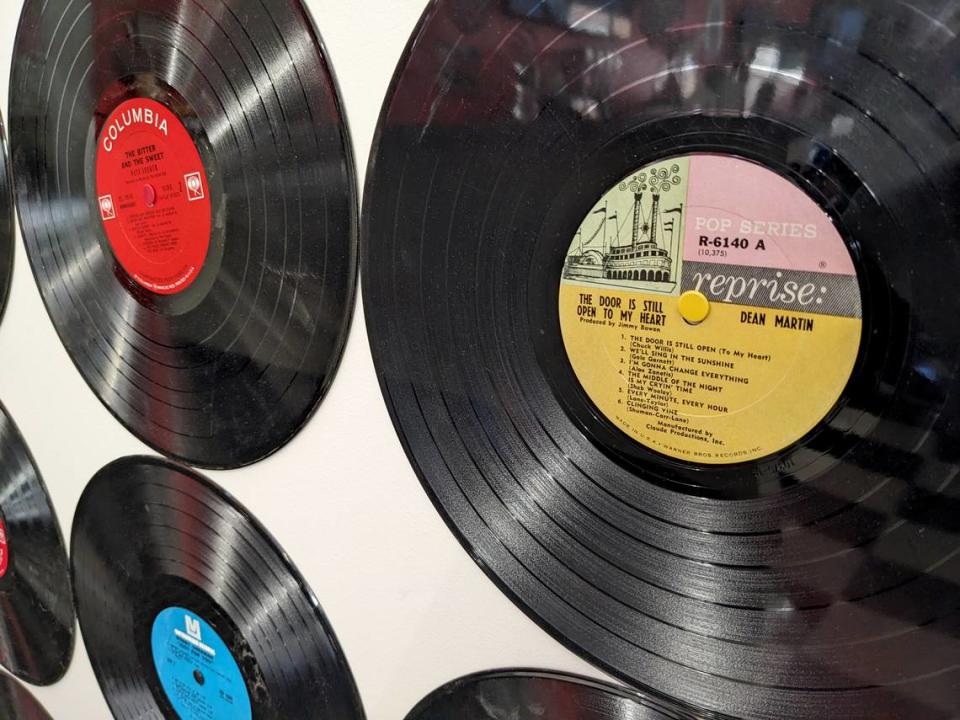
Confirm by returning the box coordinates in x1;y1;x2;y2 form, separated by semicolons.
0;1;605;718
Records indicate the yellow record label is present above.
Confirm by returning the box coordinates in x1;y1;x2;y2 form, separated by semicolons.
559;155;862;465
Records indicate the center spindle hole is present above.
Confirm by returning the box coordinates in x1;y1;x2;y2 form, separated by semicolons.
143;183;157;208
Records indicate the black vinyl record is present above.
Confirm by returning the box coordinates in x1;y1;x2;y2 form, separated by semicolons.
0;110;13;327
406;670;698;720
0;672;55;720
363;2;960;719
0;403;74;686
71;456;365;720
9;0;358;469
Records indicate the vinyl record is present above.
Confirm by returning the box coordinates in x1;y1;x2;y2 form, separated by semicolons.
363;2;960;719
10;0;358;469
406;670;698;720
0;672;55;720
71;456;365;720
0;110;13;327
0;402;74;686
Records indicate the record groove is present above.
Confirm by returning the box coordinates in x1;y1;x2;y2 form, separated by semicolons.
363;2;960;718
10;0;358;468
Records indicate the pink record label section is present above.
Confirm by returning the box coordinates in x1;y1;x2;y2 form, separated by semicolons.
0;517;10;578
683;155;856;277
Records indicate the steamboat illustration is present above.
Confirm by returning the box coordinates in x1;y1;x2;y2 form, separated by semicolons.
564;163;684;292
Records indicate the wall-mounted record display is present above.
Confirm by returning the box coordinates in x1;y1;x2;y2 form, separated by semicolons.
406;670;697;720
0;402;74;686
71;456;365;720
0;110;13;327
10;0;358;469
0;671;54;720
363;2;960;719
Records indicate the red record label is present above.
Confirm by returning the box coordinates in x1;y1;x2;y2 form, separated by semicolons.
95;98;211;295
0;517;10;579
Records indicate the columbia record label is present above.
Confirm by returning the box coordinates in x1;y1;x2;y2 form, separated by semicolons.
363;1;960;718
0;516;11;579
71;456;365;719
95;98;212;295
10;0;359;468
405;670;697;720
0;402;74;685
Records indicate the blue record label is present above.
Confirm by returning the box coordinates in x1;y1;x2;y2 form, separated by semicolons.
151;607;252;720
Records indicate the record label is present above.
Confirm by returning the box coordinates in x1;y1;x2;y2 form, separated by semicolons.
0;517;9;579
150;607;251;720
559;154;862;464
95;98;211;296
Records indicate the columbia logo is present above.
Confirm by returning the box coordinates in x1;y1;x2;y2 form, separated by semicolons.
98;195;116;221
184;172;205;202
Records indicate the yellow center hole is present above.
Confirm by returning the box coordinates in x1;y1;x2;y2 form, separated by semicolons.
678;290;711;325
